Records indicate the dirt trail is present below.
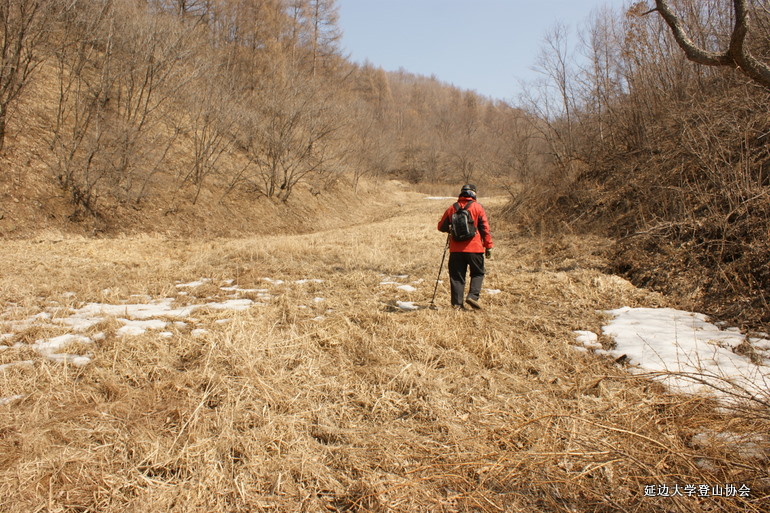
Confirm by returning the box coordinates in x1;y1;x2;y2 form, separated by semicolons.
0;193;767;512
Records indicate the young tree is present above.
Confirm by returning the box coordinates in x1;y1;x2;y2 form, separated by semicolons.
241;64;343;202
180;68;240;204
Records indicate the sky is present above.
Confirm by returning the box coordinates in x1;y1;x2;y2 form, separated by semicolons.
336;0;632;102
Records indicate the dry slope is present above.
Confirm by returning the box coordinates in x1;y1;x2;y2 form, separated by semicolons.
0;193;767;512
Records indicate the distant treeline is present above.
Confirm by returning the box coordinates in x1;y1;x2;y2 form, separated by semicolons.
0;0;535;213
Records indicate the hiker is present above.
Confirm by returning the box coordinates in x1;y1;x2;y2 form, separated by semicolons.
437;184;494;310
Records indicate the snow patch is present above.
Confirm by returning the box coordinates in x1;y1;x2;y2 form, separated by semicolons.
691;431;768;461
0;361;34;372
205;299;254;311
396;301;419;311
600;307;770;403
33;334;93;366
176;279;211;288
573;330;602;350
0;394;25;406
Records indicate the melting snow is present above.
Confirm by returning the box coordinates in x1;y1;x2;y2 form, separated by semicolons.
205;299;254;311
396;285;417;293
396;301;419;311
0;278;320;374
573;330;601;350
0;394;25;406
176;279;211;288
33;334;94;366
574;307;770;404
0;361;34;372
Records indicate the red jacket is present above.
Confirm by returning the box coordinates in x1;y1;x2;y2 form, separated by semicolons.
438;197;493;253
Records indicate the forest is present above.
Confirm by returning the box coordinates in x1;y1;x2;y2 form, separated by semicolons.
1;0;768;330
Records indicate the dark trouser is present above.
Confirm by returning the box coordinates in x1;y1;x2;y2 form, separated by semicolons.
448;252;485;306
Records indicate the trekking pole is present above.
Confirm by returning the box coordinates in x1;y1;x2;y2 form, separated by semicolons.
429;234;450;310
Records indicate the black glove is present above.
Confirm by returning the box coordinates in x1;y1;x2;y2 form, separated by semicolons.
485;248;492;259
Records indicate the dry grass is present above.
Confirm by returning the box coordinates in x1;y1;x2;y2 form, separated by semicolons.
0;194;768;512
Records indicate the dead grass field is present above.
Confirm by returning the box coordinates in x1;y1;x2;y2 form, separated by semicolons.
0;192;768;512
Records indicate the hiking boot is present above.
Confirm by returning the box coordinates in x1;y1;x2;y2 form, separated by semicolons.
465;298;482;310
452;304;465;311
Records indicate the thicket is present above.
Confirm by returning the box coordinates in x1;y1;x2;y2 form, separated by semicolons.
509;0;770;329
0;0;530;225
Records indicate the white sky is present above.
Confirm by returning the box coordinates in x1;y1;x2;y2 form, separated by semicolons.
337;0;632;101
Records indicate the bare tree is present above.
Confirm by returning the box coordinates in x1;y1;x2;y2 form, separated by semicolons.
649;0;770;88
0;0;50;153
242;65;343;202
49;0;200;213
180;70;240;204
48;0;115;215
522;23;582;181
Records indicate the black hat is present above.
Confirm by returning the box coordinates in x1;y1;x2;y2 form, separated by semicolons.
460;184;477;198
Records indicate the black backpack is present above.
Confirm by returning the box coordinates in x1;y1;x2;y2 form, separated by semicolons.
450;201;477;241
